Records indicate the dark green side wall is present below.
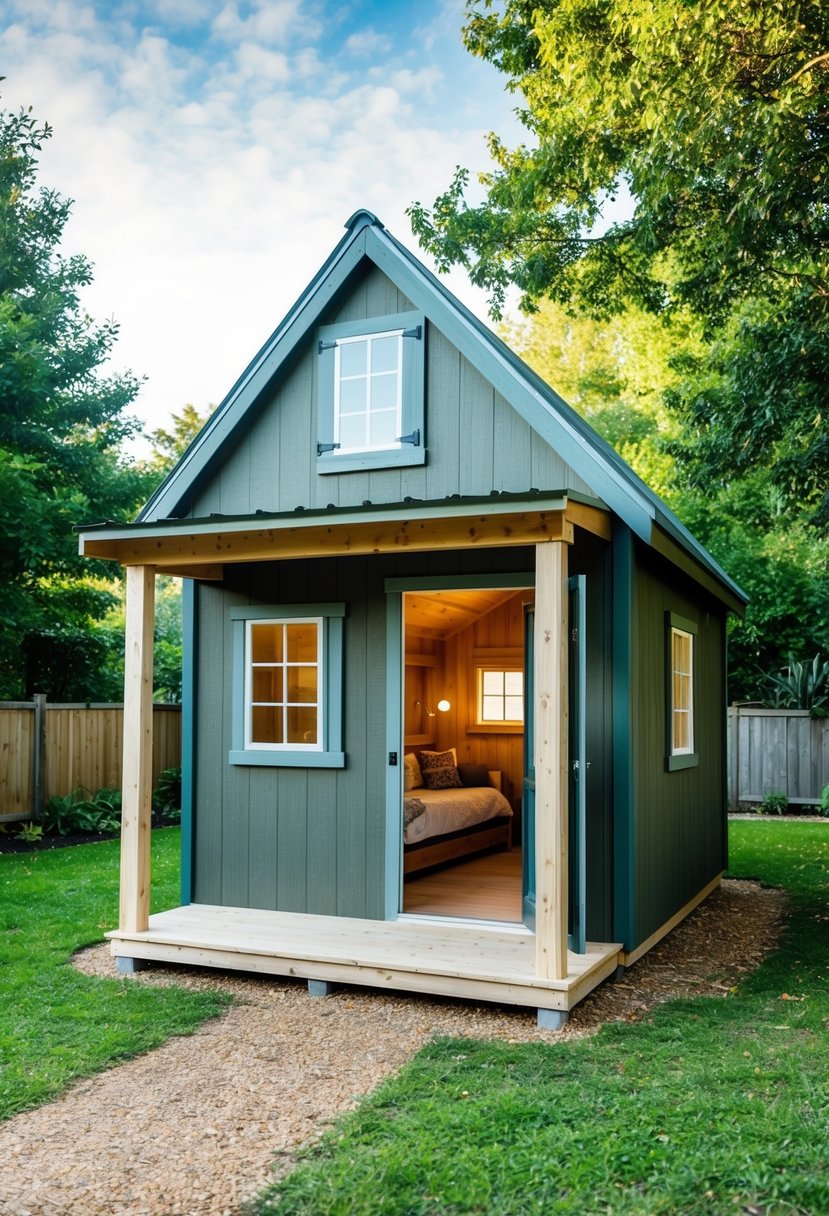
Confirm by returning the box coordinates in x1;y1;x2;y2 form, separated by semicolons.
627;541;728;948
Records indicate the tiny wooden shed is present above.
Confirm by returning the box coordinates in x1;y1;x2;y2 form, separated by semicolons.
79;210;746;1026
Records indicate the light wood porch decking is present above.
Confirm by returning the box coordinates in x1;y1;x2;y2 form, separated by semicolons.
108;904;622;1015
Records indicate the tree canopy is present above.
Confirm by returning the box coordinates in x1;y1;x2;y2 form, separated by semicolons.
409;0;829;525
0;104;155;698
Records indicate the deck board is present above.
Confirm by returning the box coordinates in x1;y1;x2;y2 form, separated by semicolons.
108;904;621;1013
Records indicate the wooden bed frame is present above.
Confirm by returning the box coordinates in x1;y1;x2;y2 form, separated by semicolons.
403;813;512;876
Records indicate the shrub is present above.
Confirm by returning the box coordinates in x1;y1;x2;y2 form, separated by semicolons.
153;766;182;823
763;653;829;712
820;785;829;818
42;787;122;836
16;821;43;843
760;790;788;815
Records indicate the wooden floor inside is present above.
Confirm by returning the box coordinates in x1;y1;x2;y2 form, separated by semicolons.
403;848;522;921
108;894;622;1016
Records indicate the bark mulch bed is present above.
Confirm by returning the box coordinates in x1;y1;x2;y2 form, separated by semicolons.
0;877;785;1216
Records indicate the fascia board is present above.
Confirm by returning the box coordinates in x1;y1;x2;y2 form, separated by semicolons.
364;227;655;544
139;228;370;523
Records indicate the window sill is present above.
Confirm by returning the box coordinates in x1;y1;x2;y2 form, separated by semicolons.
665;752;699;772
465;724;524;736
229;750;345;769
317;447;425;474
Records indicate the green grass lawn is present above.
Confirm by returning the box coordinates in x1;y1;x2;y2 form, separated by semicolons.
251;821;829;1216
0;828;229;1121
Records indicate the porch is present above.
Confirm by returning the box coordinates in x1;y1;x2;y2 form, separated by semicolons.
108;905;622;1022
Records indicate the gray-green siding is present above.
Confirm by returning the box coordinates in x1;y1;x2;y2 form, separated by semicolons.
190;546;539;917
628;544;728;948
188;263;596;519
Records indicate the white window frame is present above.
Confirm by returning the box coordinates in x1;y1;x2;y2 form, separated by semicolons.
666;612;698;771
334;330;404;455
229;603;345;769
244;617;323;753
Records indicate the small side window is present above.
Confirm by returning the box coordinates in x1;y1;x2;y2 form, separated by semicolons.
666;612;698;771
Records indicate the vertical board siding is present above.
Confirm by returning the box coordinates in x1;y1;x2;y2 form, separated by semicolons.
0;705;181;819
630;549;727;948
191;547;540;918
727;708;829;806
189;262;597;522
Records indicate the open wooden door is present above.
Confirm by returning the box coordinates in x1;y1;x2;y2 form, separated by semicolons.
568;574;587;953
522;604;536;929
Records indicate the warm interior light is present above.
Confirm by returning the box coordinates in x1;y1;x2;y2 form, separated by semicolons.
436;699;451;712
415;698;451;717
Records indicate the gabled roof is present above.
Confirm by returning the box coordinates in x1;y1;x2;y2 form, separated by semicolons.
136;209;746;609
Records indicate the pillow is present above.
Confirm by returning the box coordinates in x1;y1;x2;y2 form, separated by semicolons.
419;748;462;790
403;752;423;792
458;762;491;788
420;746;457;765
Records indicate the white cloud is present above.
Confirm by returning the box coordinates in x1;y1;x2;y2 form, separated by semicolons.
210;0;311;47
1;0;517;453
343;28;392;58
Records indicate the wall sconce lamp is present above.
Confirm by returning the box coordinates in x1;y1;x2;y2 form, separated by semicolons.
415;698;451;717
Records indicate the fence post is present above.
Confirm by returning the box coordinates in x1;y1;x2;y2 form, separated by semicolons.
728;705;738;811
32;693;47;821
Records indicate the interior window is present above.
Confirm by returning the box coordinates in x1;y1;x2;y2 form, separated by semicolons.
478;668;524;724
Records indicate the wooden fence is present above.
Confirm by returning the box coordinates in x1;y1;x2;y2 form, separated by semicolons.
728;706;829;809
0;700;181;822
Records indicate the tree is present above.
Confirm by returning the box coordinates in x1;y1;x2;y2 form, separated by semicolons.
507;300;829;701
0;104;154;698
409;0;829;523
148;403;214;469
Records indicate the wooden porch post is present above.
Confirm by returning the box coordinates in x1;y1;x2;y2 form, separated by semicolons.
120;565;155;934
534;540;569;981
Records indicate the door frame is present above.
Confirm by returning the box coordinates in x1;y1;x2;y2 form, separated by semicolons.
383;572;535;921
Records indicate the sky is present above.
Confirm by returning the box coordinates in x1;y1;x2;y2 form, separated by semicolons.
1;0;523;452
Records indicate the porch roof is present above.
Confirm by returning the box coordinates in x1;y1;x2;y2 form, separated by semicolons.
77;490;611;579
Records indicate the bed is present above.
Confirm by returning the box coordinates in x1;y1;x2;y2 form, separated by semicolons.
403;750;513;876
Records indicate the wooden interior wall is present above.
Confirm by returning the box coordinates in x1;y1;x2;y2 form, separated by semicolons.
404;590;529;809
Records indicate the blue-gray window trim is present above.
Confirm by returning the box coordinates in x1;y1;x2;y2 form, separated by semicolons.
316;310;425;474
229;602;345;768
665;610;699;772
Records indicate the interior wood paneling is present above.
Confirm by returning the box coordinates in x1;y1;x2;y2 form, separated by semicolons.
403;588;531;809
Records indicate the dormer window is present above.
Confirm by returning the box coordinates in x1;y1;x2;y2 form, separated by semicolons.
317;311;425;473
336;330;403;454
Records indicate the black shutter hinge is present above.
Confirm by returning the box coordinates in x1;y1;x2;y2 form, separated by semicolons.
402;325;422;340
318;339;337;354
317;441;341;455
397;428;421;446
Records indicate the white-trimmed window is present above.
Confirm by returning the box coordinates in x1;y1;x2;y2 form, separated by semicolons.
666;612;698;770
477;668;524;725
245;618;322;751
317;311;425;474
230;603;345;768
335;331;403;454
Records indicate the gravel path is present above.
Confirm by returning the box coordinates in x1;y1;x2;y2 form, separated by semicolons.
0;879;785;1216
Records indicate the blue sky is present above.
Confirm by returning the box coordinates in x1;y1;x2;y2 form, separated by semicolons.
1;0;520;447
